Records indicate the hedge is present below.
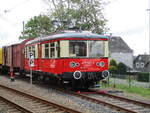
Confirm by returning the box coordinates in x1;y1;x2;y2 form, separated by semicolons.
137;72;149;82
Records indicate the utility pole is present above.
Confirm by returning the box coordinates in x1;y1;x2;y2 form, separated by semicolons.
23;21;25;37
147;0;150;89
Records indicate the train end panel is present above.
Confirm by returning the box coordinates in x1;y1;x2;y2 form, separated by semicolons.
0;48;2;65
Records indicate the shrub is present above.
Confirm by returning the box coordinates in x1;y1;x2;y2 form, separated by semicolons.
117;62;127;74
137;72;149;82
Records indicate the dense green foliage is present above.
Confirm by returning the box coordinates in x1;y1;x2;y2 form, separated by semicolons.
19;15;54;39
19;0;108;39
117;62;127;74
137;72;149;82
109;59;118;74
50;0;108;33
109;59;128;75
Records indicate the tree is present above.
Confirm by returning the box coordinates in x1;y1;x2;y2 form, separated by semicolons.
109;59;118;74
19;15;54;39
117;62;127;74
47;0;108;33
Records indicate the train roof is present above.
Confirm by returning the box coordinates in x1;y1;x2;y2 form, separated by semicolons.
26;31;109;45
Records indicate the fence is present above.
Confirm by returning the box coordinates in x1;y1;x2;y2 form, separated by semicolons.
109;73;150;88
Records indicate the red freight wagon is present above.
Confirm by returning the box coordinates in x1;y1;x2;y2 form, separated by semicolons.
2;46;12;67
2;38;33;75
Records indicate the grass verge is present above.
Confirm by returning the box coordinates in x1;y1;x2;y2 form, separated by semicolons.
100;82;150;99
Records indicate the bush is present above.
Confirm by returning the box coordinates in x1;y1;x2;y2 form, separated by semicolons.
109;59;118;74
137;72;149;82
117;62;127;74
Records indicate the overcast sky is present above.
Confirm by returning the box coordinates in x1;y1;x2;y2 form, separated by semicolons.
0;0;149;56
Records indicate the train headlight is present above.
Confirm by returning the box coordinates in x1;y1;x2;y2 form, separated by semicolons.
96;61;105;67
73;71;82;79
102;70;109;79
69;62;79;68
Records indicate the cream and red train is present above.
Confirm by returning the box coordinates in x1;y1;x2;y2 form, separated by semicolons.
0;31;110;88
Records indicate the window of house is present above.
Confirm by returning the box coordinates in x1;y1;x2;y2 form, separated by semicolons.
136;62;139;68
140;62;144;68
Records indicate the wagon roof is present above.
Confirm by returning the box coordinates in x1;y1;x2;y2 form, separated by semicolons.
26;31;109;45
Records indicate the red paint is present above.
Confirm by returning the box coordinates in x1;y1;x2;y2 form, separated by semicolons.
25;58;108;74
24;37;109;75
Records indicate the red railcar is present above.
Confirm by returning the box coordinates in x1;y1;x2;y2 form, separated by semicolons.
24;31;110;88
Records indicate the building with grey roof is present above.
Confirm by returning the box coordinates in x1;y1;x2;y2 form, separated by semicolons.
109;36;133;68
133;54;150;72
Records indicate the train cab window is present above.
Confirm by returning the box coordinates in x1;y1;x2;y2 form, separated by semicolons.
88;41;104;57
69;41;87;57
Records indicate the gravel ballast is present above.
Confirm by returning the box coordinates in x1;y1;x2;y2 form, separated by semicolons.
0;75;120;113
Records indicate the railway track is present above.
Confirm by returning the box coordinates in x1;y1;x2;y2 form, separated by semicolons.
82;89;150;113
50;87;150;113
0;84;81;113
0;96;32;113
94;90;150;109
1;75;150;113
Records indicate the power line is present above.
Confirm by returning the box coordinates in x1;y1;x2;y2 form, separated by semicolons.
2;0;30;14
0;0;30;26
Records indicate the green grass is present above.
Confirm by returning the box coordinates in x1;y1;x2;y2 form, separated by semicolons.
100;82;150;99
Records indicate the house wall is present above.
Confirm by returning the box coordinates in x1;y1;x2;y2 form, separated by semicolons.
110;52;133;68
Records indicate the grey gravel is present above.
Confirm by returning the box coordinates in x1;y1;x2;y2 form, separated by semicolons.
0;75;120;113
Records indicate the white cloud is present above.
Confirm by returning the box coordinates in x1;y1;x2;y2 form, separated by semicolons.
0;0;48;47
0;0;149;55
105;0;149;55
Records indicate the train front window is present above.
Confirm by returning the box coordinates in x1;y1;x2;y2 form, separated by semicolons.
88;41;104;57
69;41;87;57
68;40;104;58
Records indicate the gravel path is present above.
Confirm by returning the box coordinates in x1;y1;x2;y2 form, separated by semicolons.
0;75;120;113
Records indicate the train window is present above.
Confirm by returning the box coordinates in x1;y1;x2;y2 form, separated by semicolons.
88;41;104;57
50;42;55;47
50;42;55;58
31;45;38;59
29;46;31;52
41;42;59;59
42;44;45;58
56;41;60;57
32;45;35;58
45;43;49;58
25;47;27;58
69;41;87;57
35;45;38;58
